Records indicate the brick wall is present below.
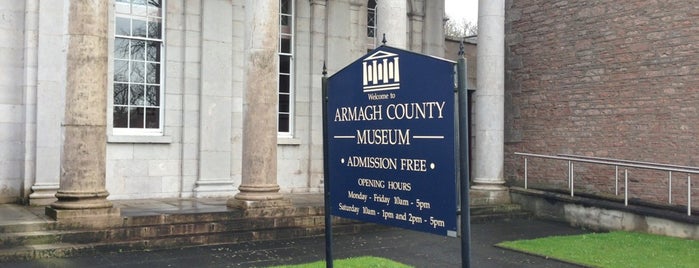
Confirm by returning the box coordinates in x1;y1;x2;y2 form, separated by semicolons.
505;0;699;205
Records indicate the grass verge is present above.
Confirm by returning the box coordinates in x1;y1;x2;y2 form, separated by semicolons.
269;256;412;268
497;231;699;268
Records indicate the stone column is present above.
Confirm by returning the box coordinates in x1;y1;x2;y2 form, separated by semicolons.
229;0;286;207
47;0;119;221
376;0;407;48
472;0;509;204
407;0;424;53
422;0;445;57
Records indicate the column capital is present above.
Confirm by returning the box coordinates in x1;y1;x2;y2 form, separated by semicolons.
349;0;364;7
309;0;327;6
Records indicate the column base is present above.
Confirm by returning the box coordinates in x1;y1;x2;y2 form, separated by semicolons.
470;181;511;206
193;179;236;198
45;206;121;228
29;183;59;206
227;197;294;218
227;198;292;210
231;183;284;202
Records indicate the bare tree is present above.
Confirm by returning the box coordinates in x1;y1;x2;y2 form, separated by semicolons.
444;16;478;38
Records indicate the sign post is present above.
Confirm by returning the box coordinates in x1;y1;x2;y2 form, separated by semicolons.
321;63;333;268
457;46;471;268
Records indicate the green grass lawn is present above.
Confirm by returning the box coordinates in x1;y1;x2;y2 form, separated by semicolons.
497;231;699;268
269;256;412;268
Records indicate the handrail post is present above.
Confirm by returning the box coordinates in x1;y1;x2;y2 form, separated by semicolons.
669;171;672;204
615;166;619;196
524;157;528;189
568;161;572;190
688;175;692;216
624;169;629;206
570;162;574;197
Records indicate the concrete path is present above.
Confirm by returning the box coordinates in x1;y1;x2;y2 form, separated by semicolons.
2;218;587;267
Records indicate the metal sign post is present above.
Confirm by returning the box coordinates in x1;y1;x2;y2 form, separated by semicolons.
457;45;471;268
321;63;333;268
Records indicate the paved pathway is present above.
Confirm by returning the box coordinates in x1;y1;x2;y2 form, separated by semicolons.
2;218;587;268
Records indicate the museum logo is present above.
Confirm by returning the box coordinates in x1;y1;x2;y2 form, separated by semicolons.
362;50;400;93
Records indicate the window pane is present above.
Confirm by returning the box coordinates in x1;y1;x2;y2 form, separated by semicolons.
147;1;163;16
116;17;130;36
281;38;291;54
114;60;129;82
114;38;129;59
132;4;147;16
279;94;290;113
145;108;159;128
147;0;162;8
115;2;130;14
279;74;290;93
278;114;289;133
146;85;160;106
281;0;290;14
131;61;145;83
279;55;290;74
113;106;129;128
147;63;160;84
132;19;147;37
148;19;162;39
146;41;161;62
130;84;145;105
114;83;129;105
281;15;292;28
116;0;130;3
131;40;145;60
130;107;145;128
133;0;146;5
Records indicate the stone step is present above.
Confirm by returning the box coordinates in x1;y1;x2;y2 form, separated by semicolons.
469;203;531;223
0;223;382;262
471;211;532;223
0;222;57;234
119;206;325;227
470;203;524;215
0;215;357;249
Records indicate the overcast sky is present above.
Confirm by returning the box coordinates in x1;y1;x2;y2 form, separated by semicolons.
445;0;478;24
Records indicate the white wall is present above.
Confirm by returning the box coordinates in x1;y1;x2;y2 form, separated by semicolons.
0;2;26;203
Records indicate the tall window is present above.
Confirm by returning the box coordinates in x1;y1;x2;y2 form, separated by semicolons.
278;0;294;135
367;0;377;49
113;0;164;135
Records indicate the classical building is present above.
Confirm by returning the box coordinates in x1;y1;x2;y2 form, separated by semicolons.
0;0;453;208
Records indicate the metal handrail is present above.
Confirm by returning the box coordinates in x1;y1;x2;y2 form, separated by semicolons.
558;153;699;206
514;152;694;216
557;154;699;172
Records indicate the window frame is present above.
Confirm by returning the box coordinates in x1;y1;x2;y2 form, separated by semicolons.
278;0;295;138
367;0;377;50
111;0;166;136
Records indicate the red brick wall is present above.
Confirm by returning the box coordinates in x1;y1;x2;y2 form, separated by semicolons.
504;0;699;206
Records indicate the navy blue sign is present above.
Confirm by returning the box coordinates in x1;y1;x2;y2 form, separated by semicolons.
327;46;457;236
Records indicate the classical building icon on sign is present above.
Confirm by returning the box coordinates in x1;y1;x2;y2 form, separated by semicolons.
362;50;400;92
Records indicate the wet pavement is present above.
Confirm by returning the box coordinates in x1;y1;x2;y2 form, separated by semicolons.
2;218;588;268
